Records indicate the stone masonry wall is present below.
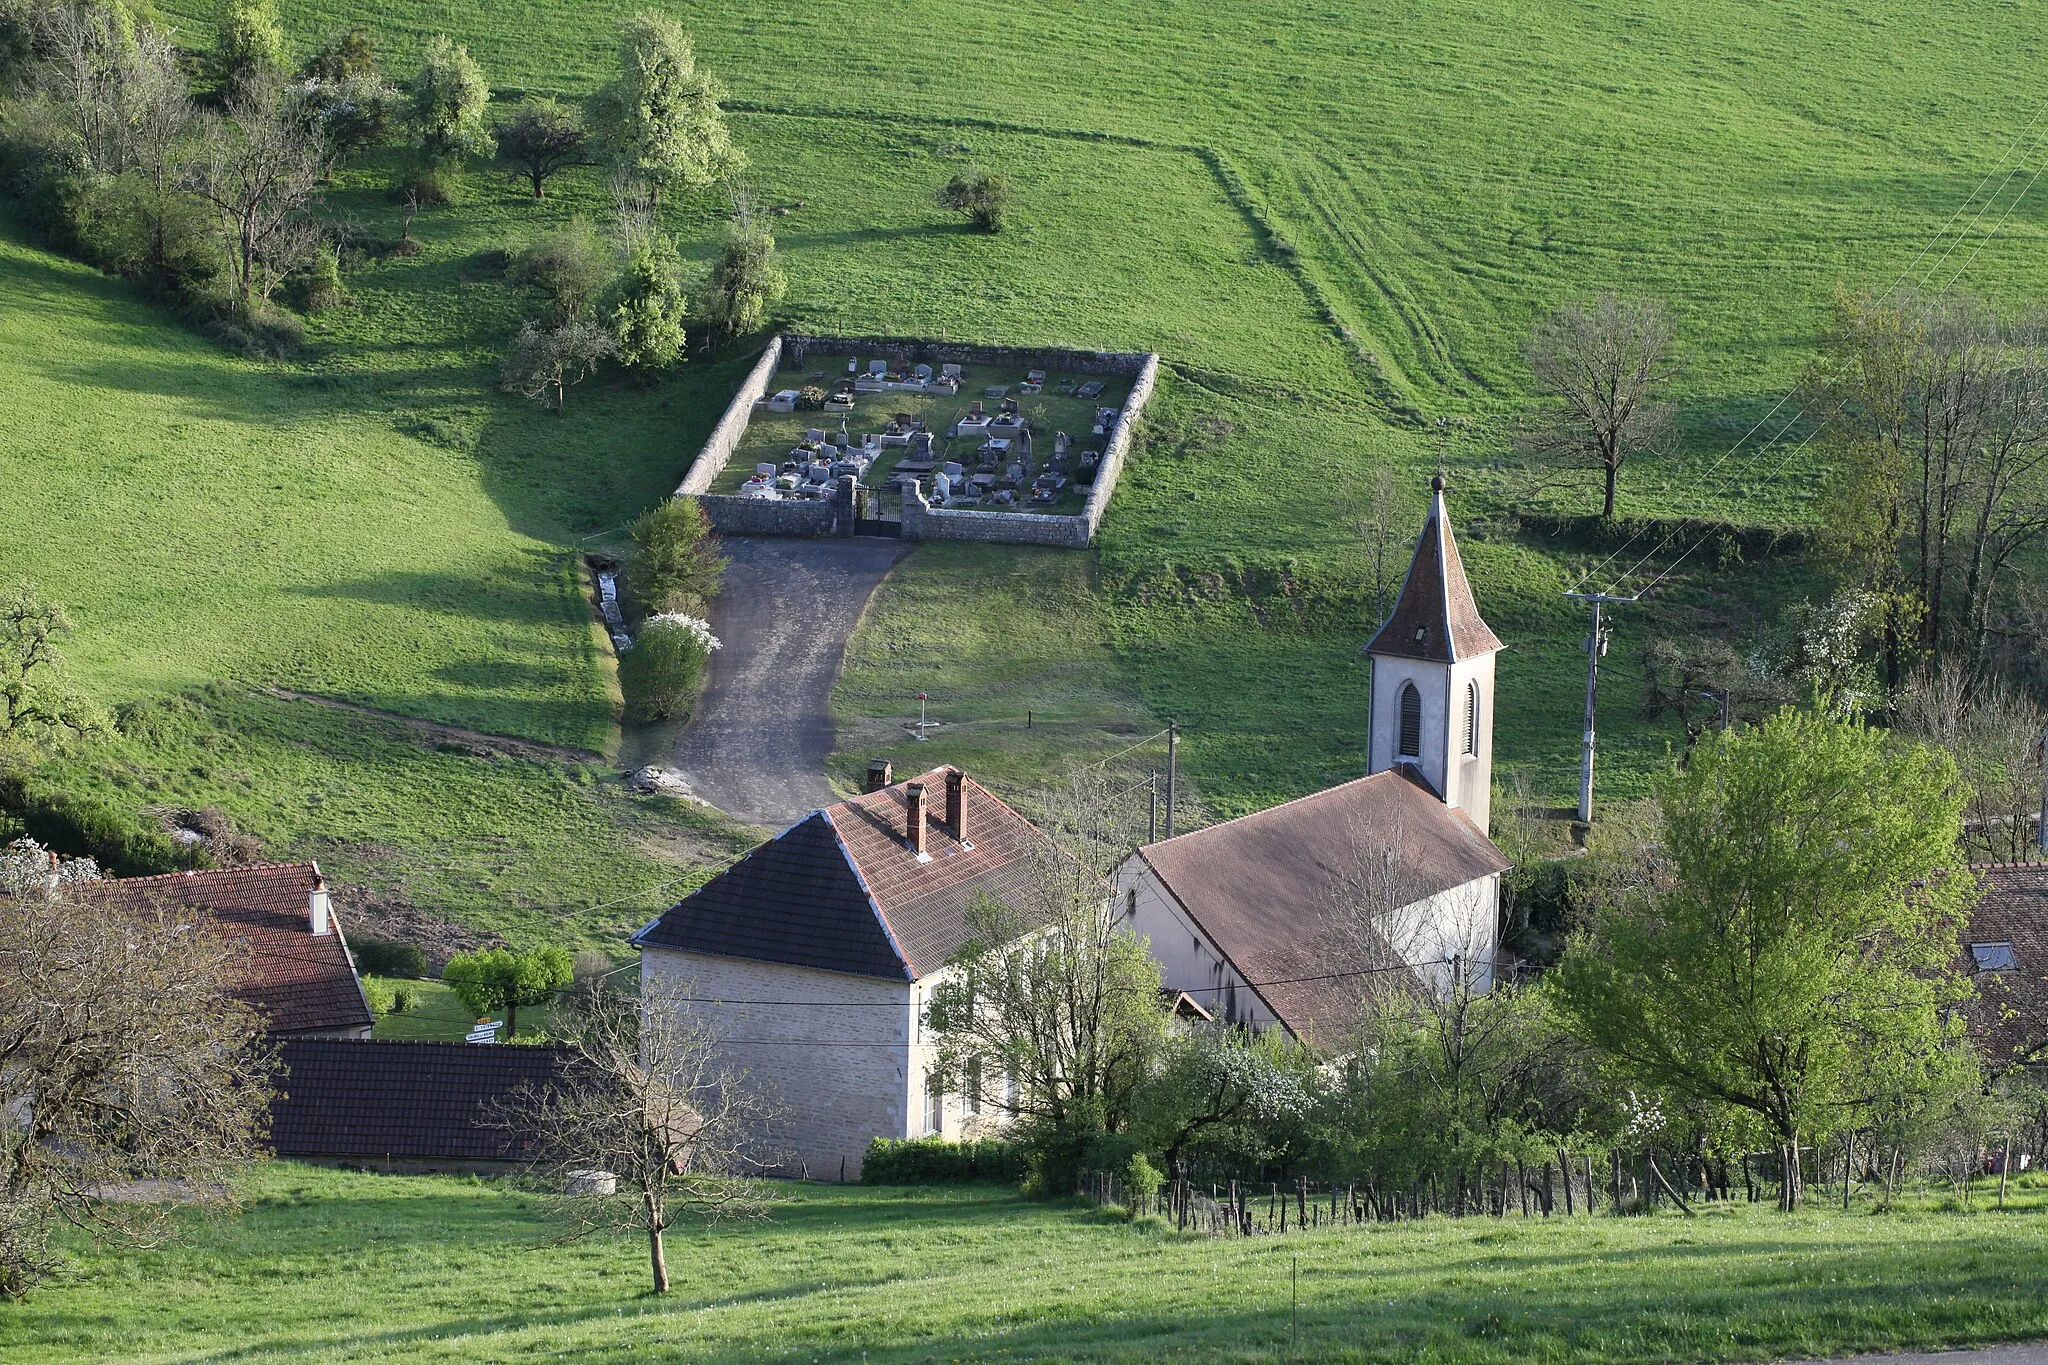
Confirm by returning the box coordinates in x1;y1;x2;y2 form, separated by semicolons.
675;334;785;496
1080;351;1158;540
640;946;912;1181
900;483;1091;548
784;333;1151;378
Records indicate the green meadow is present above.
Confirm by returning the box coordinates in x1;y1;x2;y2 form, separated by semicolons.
4;1165;2047;1362
7;0;2048;915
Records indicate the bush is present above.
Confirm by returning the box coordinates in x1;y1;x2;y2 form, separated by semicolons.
861;1137;1028;1185
286;248;345;313
353;937;428;978
796;384;827;410
627;498;725;617
2;785;198;876
394;165;453;207
618;613;719;722
360;976;396;1014
937;166;1010;233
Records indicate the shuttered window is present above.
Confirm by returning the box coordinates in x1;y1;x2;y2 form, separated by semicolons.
1463;681;1480;755
1398;683;1422;758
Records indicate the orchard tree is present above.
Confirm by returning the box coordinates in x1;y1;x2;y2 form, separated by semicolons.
611;237;687;371
1550;707;1978;1208
443;945;573;1035
590;10;741;205
404;34;492;165
694;210;785;348
507;218;614;323
1524;291;1677;519
493;96;587;200
186;79;324;316
2;582;106;757
298;28;394;177
209;0;284;103
937;166;1009;233
500;317;617;412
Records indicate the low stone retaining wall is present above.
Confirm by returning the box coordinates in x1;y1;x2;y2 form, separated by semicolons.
676;333;1156;547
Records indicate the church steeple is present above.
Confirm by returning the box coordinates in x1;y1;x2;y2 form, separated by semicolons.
1365;476;1504;832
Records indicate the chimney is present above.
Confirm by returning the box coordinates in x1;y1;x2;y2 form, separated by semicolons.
905;782;928;856
309;869;332;937
945;768;966;842
866;758;894;793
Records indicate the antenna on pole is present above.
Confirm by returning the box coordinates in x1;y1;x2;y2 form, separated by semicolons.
1564;591;1639;826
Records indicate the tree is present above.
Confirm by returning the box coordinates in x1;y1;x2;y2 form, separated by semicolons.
299;24;376;81
443;945;573;1036
937;165;1009;233
694;211;785;348
1;582;105;757
404;34;492;166
1550;707;1977;1207
507;218;614;324
186;81;324;316
493;96;587;201
0;839;275;1298
32;0;143;174
1895;665;2048;865
923;773;1167;1190
1524;291;1677;519
209;0;284;103
500;318;616;412
611;238;687;371
589;10;741;206
1132;1025;1314;1174
627;496;726;615
496;977;774;1293
618;612;721;722
1807;290;2048;689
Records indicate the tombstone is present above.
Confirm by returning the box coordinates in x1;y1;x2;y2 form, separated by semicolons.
934;470;952;501
969;399;985;415
1007;463;1024;483
913;363;934;381
869;358;888;376
847;359;859;373
756;463;777;478
910;432;933;460
805;428;826;444
943;461;964;480
941;363;963;381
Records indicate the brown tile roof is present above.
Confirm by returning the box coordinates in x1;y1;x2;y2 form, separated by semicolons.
1365;477;1504;663
82;863;373;1037
636;769;1067;981
271;1039;576;1163
1961;863;2048;1071
1136;770;1508;1045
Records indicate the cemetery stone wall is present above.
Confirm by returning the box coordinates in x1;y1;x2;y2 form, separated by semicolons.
676;334;786;496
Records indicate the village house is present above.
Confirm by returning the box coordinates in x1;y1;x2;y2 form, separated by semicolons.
632;766;1061;1179
1115;475;1510;1045
84;862;374;1039
1960;862;2048;1076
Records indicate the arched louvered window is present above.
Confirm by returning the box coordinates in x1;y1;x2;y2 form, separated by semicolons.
1397;683;1422;758
1463;681;1480;756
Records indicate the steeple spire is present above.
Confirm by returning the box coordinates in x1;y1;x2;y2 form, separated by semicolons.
1365;474;1503;663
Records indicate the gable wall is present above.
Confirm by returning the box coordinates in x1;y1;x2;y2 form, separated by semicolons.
1113;860;1278;1032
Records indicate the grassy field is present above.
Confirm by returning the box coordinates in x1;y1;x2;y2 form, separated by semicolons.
9;0;2048;932
5;1165;2048;1362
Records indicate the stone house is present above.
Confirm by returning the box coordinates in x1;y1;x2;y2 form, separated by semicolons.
1115;476;1510;1045
83;862;374;1039
632;766;1062;1179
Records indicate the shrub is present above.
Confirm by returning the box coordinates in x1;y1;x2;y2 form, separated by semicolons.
937;166;1010;233
2;786;197;876
796;384;827;410
618;613;719;722
627;498;725;617
861;1137;1028;1185
353;937;428;978
394;165;452;207
360;976;396;1014
286;248;344;313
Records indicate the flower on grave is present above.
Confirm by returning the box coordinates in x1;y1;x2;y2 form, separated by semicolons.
641;613;722;651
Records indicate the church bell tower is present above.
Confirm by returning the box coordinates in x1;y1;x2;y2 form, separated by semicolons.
1364;475;1505;833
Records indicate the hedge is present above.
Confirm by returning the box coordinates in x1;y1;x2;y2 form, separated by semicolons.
861;1136;1028;1185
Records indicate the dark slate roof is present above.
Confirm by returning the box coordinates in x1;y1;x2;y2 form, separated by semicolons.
270;1039;575;1162
634;769;1066;981
1365;476;1504;663
81;863;373;1036
1960;863;2048;1071
1137;770;1508;1044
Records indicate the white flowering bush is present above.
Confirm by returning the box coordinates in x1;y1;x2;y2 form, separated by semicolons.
621;614;722;722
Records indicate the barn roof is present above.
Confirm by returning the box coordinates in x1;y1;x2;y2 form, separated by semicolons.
634;769;1064;981
270;1039;576;1164
1961;863;2048;1072
80;862;372;1037
1135;769;1507;1043
1365;475;1503;663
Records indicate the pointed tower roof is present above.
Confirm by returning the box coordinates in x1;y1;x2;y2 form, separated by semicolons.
1365;474;1504;663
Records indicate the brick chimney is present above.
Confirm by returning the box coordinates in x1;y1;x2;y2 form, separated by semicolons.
866;758;893;793
905;782;928;856
945;768;966;842
309;868;332;936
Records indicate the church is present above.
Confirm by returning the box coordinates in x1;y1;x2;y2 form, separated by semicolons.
1113;475;1511;1045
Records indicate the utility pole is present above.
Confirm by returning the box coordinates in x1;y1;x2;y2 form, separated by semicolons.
1564;591;1638;825
2038;727;2047;857
1148;775;1159;844
1165;721;1180;840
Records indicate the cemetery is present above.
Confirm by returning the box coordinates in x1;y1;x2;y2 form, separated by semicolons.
678;335;1158;547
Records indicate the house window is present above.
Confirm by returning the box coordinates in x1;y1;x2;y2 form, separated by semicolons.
966;1058;983;1116
1463;682;1479;756
1398;683;1422;759
1126;889;1138;920
1971;941;2017;973
924;1073;944;1134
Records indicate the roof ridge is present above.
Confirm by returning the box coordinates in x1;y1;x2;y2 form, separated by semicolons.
1145;771;1407;849
94;861;319;887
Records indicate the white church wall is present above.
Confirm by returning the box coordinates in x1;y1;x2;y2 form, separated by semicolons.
1114;859;1277;1030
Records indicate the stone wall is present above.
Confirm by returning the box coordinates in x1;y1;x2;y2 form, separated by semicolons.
900;482;1091;548
676;334;786;496
696;474;855;539
784;333;1152;378
1080;351;1159;541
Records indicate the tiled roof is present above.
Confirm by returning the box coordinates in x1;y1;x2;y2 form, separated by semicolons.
81;863;372;1036
635;769;1064;980
1365;477;1504;663
1961;863;2048;1071
271;1039;575;1162
1137;770;1508;1043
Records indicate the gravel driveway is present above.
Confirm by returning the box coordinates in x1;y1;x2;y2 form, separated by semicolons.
669;535;909;829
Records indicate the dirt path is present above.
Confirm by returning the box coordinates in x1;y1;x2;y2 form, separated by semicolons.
668;536;910;829
1797;1347;2048;1364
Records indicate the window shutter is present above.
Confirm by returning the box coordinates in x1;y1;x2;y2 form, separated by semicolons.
1398;683;1422;758
1463;682;1479;755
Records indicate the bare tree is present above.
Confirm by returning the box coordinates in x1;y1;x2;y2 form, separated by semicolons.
1525;291;1678;519
1895;664;2048;863
1346;462;1407;626
499;977;775;1295
0;840;275;1299
500;317;617;412
186;83;325;316
32;0;135;173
